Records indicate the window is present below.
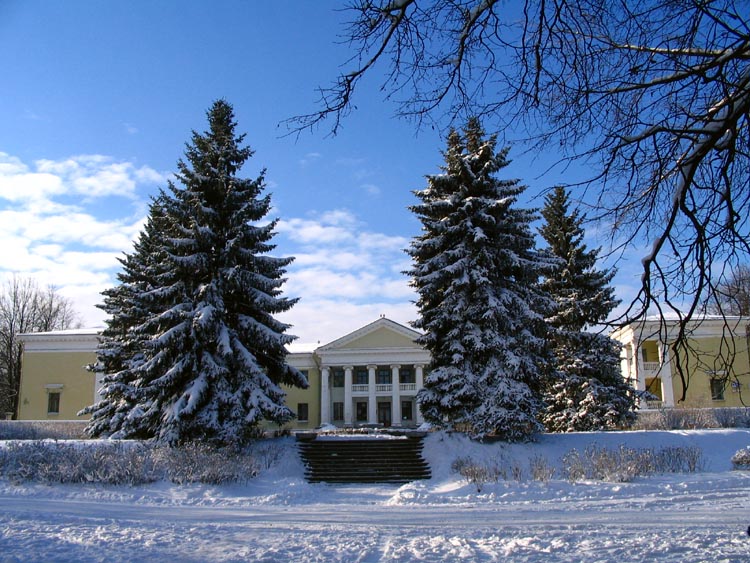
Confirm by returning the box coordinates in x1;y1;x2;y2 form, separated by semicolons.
356;401;368;422
355;368;368;385
399;367;414;383
710;379;725;401
377;368;391;385
401;400;413;421
47;392;60;415
332;369;345;387
333;402;344;421
297;403;309;422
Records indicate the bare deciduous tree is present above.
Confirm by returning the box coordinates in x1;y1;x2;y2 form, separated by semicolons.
0;276;81;418
288;0;750;399
710;264;750;316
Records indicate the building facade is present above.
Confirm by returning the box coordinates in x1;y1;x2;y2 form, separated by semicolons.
17;317;429;429
610;316;750;409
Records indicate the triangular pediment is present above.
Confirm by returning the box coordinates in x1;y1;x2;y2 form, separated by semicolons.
317;317;421;352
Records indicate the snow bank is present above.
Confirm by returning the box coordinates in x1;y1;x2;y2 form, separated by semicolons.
1;430;750;562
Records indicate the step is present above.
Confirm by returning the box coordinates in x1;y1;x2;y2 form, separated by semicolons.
297;433;431;484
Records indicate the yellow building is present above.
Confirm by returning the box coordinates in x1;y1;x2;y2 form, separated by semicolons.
610;316;750;409
17;317;430;430
17;329;101;421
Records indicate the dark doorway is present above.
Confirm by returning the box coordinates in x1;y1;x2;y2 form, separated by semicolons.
377;401;391;427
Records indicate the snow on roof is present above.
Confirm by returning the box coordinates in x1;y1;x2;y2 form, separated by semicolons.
18;327;103;337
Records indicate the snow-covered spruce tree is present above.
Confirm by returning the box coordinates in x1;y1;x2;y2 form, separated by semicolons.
408;118;555;441
81;196;174;439
83;100;307;445
538;186;636;432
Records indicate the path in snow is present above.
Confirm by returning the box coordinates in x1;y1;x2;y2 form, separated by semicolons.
1;479;749;563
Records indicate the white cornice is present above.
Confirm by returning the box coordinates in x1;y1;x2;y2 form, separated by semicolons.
317;347;430;367
19;329;100;352
611;316;750;345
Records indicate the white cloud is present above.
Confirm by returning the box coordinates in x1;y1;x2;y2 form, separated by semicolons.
279;217;355;245
0;152;166;327
34;155;166;200
298;152;321;167
0;151;418;342
277;208;416;343
360;183;381;196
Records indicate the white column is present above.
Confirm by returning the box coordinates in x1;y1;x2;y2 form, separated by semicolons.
367;364;378;425
391;364;401;426
635;338;647;403
622;345;634;386
344;366;353;425
657;342;676;407
320;367;331;425
415;364;425;425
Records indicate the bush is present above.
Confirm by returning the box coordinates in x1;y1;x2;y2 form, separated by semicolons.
713;408;750;428
731;448;750;470
0;420;87;440
0;439;275;485
633;408;750;431
152;442;259;485
529;455;555;482
450;456;502;492
560;444;704;482
654;446;705;473
0;441;157;485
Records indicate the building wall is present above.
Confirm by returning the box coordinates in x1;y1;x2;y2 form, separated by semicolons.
671;336;750;408
611;317;750;409
18;339;323;429
278;365;321;431
17;318;428;429
18;350;97;420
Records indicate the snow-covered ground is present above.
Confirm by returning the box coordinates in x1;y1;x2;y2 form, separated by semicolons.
1;429;749;562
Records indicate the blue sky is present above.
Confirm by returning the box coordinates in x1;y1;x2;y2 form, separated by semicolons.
0;1;642;347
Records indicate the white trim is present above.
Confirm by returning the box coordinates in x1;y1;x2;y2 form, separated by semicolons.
19;331;99;353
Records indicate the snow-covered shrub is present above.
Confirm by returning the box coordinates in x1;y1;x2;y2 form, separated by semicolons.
450;456;501;492
560;444;705;482
0;440;267;485
635;408;750;430
653;446;705;473
450;454;534;490
663;408;718;430
0;441;157;485
152;442;259;485
731;447;750;470
529;455;555;482
634;408;716;430
250;442;285;471
0;421;87;440
713;408;750;428
583;445;652;482
560;449;586;482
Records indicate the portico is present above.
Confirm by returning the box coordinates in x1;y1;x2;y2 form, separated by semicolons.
316;317;430;428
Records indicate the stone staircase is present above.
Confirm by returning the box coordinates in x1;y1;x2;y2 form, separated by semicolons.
297;432;431;484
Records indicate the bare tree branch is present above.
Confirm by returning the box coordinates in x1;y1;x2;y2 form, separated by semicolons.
0;276;81;418
289;0;750;399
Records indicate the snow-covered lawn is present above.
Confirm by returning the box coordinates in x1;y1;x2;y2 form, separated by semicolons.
1;429;749;562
